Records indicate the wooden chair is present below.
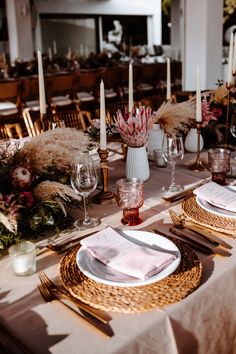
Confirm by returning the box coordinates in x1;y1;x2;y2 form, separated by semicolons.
0;124;9;139
0;78;24;138
136;64;156;99
22;108;93;136
47;72;77;113
51;110;93;132
75;68;101;117
100;67;122;104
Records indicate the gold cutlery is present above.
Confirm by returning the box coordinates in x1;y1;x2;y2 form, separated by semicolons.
38;271;111;324
169;209;233;249
38;284;114;338
169;227;232;257
37;228;107;254
161;184;204;203
151;228;212;254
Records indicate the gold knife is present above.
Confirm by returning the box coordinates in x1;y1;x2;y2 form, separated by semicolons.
179;222;232;249
151;228;212;254
170;227;232;257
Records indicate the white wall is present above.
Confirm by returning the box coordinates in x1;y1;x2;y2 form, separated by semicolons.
6;0;33;61
181;0;223;90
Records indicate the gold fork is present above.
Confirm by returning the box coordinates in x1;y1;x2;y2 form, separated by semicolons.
38;271;111;323
169;209;232;249
38;284;114;337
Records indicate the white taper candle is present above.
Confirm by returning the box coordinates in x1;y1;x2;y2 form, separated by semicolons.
37;50;46;115
53;40;57;55
128;62;134;112
100;80;107;150
48;47;52;62
166;58;171;100
196;65;202;122
233;33;236;74
227;32;234;84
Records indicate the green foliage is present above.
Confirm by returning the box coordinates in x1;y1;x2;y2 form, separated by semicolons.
0;224;20;250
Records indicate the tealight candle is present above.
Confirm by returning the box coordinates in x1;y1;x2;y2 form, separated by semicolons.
100;80;107;150
8;241;36;276
37;50;46;115
128;62;134;112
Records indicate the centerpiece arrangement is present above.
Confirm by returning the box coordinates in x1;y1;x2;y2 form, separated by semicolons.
115;106;153;181
0;127;96;251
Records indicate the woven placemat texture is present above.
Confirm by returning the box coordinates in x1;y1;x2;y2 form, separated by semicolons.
59;239;202;313
182;195;236;234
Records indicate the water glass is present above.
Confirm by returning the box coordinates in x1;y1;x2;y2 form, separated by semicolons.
208;148;231;185
116;178;144;226
8;241;36;276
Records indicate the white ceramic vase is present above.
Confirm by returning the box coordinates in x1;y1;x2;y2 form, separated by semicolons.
126;146;150;181
147;123;164;160
184;128;204;153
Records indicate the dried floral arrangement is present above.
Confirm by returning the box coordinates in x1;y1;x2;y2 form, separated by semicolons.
115;106;153;147
0;127;95;250
153;99;196;134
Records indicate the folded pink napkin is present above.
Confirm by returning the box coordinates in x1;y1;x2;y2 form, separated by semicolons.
80;227;176;280
194;182;236;212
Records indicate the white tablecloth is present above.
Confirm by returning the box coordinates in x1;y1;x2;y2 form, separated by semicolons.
1;145;236;354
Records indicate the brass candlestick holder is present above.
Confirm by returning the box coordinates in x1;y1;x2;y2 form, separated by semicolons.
40;112;48;132
189;122;207;171
224;82;233;149
94;148;116;204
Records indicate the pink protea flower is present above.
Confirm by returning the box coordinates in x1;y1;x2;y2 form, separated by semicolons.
115;106;153;147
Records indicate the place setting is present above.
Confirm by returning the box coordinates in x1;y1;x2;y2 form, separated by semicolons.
57;213;203;314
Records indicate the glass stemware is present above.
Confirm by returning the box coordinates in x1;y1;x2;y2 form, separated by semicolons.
71;155;101;230
162;133;185;192
230;114;236;138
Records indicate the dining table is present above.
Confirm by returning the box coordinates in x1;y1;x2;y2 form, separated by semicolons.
1;141;236;354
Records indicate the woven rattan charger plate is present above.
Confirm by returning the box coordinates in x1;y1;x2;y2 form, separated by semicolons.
59;238;202;313
182;195;236;235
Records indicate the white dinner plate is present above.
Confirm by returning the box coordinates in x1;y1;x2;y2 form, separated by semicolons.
76;230;181;287
196;185;236;219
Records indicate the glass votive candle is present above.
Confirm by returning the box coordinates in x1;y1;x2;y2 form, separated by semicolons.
8;241;36;276
153;149;167;167
208;148;231;186
116;178;144;226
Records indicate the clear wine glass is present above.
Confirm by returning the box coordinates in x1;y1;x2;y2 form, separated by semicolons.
162;133;185;192
71;155;101;230
230;114;236;138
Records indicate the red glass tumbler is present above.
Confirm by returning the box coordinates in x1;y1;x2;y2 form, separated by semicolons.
208;148;231;186
116;178;144;226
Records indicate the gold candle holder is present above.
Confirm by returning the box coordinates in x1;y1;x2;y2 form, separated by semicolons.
189;122;207;171
40;112;48;132
94;148;116;204
224;82;234;150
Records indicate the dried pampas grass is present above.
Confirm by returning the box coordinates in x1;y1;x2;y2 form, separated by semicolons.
33;181;81;216
153;99;196;134
33;180;81;202
17;128;94;174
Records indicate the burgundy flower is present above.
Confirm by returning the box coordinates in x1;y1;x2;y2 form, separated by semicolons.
19;191;34;208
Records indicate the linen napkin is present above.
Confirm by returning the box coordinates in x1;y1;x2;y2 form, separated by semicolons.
194;182;236;212
80;227;176;280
